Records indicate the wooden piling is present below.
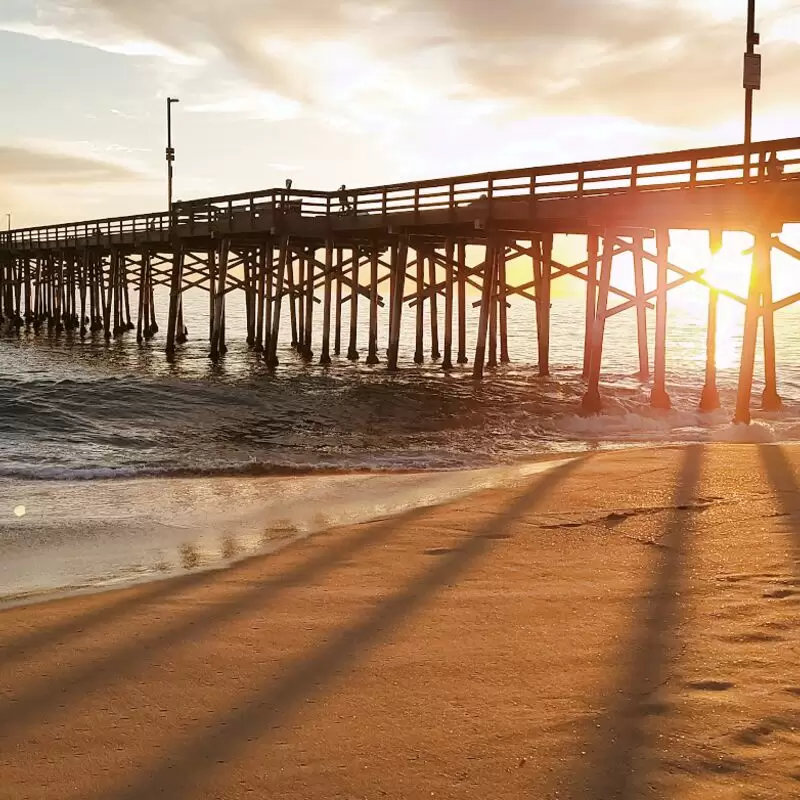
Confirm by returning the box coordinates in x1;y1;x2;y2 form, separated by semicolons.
78;253;88;337
734;232;763;424
334;248;343;356
699;289;721;412
208;248;216;343
111;254;121;336
104;251;116;340
760;236;782;411
581;233;615;413
633;235;650;380
499;244;509;364
367;248;380;365
122;257;134;331
175;294;187;345
23;257;32;325
387;239;408;372
473;240;498;379
414;247;425;364
538;234;553;377
303;248;315;359
320;240;334;366
266;237;287;368
582;234;599;378
387;248;396;356
347;248;360;360
210;239;230;360
443;239;454;370
136;253;147;343
487;250;498;369
244;249;257;347
428;248;441;360
148;259;158;336
457;241;468;365
296;251;306;354
650;229;671;410
286;251;298;349
165;248;184;354
255;245;266;352
84;256;94;333
263;242;274;357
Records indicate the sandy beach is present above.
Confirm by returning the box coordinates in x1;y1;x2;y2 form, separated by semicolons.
1;443;798;799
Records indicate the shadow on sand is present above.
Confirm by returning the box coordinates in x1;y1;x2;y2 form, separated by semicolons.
562;443;705;799
91;458;583;799
1;457;586;799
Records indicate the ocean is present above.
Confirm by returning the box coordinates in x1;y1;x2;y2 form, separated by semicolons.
2;282;800;603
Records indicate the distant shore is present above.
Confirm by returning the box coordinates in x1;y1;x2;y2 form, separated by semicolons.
1;444;798;799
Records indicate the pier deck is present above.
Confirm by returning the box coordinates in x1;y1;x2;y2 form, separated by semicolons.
2;137;800;421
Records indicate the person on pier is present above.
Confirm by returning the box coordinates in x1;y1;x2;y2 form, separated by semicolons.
338;184;352;214
767;151;784;180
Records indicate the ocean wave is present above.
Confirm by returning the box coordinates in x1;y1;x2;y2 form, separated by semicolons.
0;459;458;482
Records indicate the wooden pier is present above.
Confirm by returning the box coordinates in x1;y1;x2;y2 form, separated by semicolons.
2;137;800;421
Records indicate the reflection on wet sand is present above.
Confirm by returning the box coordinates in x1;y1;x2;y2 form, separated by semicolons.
0;458;569;606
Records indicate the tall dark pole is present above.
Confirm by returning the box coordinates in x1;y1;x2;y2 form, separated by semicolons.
743;0;760;179
166;97;179;215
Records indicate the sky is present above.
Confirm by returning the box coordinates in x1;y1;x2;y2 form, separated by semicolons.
1;0;800;228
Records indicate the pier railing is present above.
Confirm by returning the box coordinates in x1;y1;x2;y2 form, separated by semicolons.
3;137;799;249
340;136;800;220
1;211;172;249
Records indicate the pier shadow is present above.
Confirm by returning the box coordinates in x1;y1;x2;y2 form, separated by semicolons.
561;443;705;800
1;564;248;670
0;504;434;738
757;444;800;570
74;457;585;800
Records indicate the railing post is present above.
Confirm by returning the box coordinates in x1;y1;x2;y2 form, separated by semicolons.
528;174;537;218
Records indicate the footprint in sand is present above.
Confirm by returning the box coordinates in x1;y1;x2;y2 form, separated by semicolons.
762;588;797;599
722;631;785;644
685;680;735;692
735;721;776;746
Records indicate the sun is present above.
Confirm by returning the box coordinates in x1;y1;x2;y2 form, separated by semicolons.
701;234;754;298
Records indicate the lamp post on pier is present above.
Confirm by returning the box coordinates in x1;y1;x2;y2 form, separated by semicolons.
743;0;761;178
166;97;180;216
5;213;10;231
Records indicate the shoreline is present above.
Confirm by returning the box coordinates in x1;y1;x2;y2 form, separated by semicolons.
2;443;798;799
0;452;579;611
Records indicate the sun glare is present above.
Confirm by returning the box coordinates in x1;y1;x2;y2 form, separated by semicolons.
701;234;753;298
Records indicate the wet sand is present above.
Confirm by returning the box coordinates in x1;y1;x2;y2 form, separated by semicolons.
1;444;798;799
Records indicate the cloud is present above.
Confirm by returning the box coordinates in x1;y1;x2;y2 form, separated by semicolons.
3;0;799;130
185;86;301;121
0;144;142;185
0;20;196;62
